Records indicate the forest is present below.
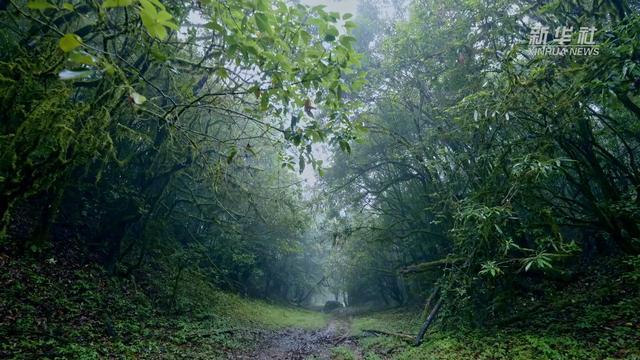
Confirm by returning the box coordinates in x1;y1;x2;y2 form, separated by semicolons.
0;0;639;358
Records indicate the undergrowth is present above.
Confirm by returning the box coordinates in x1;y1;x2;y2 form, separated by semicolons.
352;257;640;359
0;254;327;358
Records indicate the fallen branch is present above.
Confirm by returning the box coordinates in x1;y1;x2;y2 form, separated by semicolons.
420;286;440;321
399;258;464;275
199;328;266;338
362;329;415;342
332;333;355;345
415;297;443;346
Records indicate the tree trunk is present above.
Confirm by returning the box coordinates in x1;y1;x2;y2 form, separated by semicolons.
420;286;440;321
415;297;443;346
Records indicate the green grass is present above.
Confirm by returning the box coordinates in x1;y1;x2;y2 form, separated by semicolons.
0;256;327;359
353;310;640;360
330;345;357;360
351;308;422;336
394;331;599;360
202;291;328;329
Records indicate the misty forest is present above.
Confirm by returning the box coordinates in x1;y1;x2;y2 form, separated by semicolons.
1;0;640;358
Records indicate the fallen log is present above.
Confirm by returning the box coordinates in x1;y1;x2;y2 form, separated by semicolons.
398;258;464;275
420;286;440;321
362;329;415;342
415;297;443;346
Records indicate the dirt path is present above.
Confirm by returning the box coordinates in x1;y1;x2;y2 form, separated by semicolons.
229;317;362;360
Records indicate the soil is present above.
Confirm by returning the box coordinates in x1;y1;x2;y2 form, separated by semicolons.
229;317;363;359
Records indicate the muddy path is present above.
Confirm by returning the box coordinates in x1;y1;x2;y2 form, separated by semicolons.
229;317;362;359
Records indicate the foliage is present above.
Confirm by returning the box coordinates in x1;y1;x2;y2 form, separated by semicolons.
0;255;327;358
0;0;357;354
321;0;640;325
330;345;357;360
351;259;640;359
3;0;640;357
0;0;361;305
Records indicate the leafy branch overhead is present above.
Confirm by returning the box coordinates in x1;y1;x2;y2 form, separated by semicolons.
21;0;363;169
0;0;362;310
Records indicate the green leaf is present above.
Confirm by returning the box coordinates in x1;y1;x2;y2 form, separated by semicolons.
130;92;147;105
102;62;116;76
147;0;166;10
139;0;177;39
62;2;75;10
103;0;133;8
299;30;311;44
339;140;351;154
324;34;336;42
256;0;269;12
339;35;356;48
344;20;356;30
157;10;178;30
260;92;269;111
68;51;95;65
27;0;56;10
342;13;353;20
324;25;339;42
255;12;271;33
59;34;82;53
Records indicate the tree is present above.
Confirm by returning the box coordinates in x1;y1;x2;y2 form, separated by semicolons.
0;0;360;307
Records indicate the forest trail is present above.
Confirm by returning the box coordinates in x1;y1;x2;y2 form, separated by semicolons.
230;317;363;360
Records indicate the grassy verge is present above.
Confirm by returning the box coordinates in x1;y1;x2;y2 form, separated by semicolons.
350;263;640;360
351;308;422;336
353;310;640;360
350;309;420;360
211;292;328;330
0;255;327;359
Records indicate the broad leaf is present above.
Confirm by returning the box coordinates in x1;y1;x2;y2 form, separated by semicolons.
59;34;82;53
